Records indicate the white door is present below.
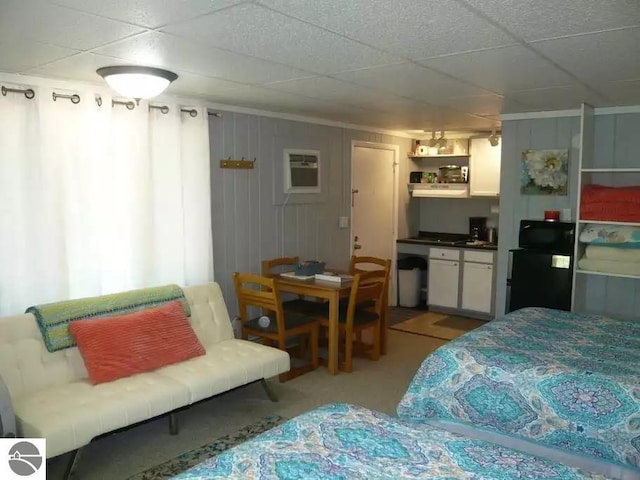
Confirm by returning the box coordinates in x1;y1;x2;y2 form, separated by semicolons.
428;259;459;308
351;143;397;301
462;262;493;313
469;138;501;197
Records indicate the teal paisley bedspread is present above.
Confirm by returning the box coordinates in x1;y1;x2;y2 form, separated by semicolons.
173;403;605;479
397;307;640;473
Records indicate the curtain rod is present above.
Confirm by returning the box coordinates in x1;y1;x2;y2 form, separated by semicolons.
1;85;35;99
3;86;203;117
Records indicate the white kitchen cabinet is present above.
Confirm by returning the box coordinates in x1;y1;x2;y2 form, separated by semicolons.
462;261;493;313
469;138;501;197
428;258;459;308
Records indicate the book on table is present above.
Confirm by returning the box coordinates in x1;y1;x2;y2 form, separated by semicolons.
314;273;354;283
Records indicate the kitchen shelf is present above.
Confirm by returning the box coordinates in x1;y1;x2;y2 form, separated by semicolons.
581;168;640;172
578;219;640;226
576;269;640;280
409;154;470;159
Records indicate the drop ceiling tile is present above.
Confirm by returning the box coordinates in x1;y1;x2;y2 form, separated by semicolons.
49;0;243;29
433;94;530;116
162;3;403;74
530;27;640;83
164;72;247;96
26;52;137;83
0;40;78;73
199;85;325;110
258;0;515;59
604;79;640;105
0;0;145;50
461;0;640;42
393;110;495;131
419;45;576;94
333;63;490;102
506;85;606;111
95;32;314;84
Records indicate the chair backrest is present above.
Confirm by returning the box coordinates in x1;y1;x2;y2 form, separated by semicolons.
344;270;386;326
261;256;299;276
349;255;390;274
350;255;391;304
232;272;285;333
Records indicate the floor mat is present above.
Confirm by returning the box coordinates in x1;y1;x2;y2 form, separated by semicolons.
389;312;486;340
126;415;287;480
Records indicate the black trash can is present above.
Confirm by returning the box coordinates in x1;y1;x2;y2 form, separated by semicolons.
397;256;428;307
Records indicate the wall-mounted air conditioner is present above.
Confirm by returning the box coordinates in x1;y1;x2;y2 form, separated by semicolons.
284;149;320;194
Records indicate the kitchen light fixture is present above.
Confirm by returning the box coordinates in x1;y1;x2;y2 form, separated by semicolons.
436;130;447;147
96;66;178;100
488;129;500;147
428;130;438;147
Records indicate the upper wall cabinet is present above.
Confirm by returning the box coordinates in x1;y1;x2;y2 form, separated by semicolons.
469;138;501;197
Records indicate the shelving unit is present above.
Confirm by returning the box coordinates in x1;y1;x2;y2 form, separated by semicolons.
570;104;640;317
408;154;470;159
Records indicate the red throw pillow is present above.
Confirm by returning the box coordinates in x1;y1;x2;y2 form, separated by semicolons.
69;300;205;385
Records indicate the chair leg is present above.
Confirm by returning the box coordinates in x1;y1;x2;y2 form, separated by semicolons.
169;412;179;435
371;323;381;361
343;327;353;373
62;448;80;480
260;379;278;402
310;326;319;369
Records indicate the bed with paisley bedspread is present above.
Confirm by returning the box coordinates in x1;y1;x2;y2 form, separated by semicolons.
397;307;640;478
172;403;607;479
169;307;640;480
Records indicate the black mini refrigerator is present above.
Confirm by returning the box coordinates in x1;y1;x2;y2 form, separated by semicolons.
508;249;573;312
506;220;575;313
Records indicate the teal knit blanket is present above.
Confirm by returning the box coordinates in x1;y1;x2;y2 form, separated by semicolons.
26;284;191;353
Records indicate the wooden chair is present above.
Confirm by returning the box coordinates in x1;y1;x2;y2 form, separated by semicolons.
233;272;319;382
349;256;391;355
261;256;325;314
317;270;386;373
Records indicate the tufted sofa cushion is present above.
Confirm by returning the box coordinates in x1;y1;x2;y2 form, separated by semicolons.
0;283;290;458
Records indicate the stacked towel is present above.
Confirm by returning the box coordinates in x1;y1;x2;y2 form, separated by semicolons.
578;245;640;275
581;184;640;222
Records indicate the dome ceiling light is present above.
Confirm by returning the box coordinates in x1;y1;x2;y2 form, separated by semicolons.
96;66;178;101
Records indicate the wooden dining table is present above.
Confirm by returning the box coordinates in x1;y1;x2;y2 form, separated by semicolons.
273;274;352;375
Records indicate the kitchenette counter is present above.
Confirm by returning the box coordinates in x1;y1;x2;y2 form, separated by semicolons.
397;233;497;251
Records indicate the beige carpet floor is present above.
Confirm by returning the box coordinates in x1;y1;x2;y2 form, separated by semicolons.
390;311;487;340
48;329;447;480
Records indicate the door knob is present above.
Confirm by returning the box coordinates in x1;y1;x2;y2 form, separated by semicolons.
354;244;362;250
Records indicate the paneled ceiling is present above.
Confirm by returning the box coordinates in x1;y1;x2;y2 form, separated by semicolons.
2;0;640;132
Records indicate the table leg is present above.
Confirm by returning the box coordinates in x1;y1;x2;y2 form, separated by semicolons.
328;291;339;375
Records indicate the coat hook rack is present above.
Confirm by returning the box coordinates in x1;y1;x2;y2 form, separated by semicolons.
220;156;256;169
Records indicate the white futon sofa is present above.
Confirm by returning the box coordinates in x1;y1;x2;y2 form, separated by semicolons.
0;283;290;466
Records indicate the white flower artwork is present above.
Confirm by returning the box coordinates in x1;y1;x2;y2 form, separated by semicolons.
521;149;569;195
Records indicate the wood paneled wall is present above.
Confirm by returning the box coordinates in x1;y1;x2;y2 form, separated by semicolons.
209;112;412;317
497;113;640;319
496;116;581;316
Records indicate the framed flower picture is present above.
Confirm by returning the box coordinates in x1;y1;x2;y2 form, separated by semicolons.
521;149;569;195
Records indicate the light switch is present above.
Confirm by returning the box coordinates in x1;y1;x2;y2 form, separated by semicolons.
339;216;349;228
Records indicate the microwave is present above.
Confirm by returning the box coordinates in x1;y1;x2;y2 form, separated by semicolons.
518;220;575;254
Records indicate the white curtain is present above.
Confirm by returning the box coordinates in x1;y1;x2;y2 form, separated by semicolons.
0;85;213;315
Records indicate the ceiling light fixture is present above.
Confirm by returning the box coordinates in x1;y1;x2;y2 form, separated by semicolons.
96;66;178;101
428;130;438;147
488;129;500;147
436;130;447;147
